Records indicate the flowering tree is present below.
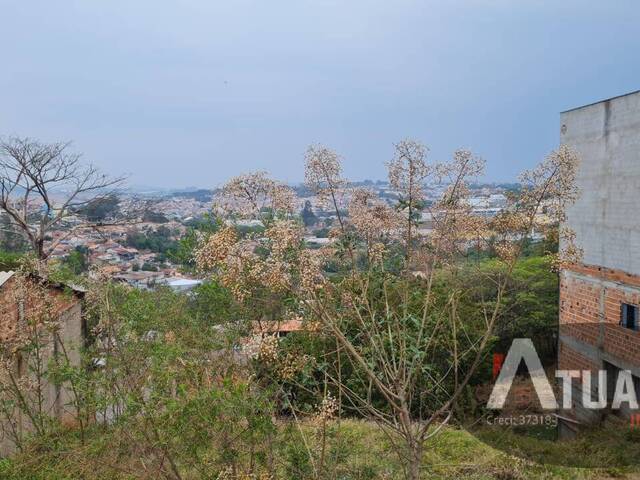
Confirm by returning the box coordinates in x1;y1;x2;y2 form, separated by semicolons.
196;141;580;480
197;172;311;323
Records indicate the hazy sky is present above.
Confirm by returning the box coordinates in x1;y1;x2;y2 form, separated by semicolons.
1;1;639;188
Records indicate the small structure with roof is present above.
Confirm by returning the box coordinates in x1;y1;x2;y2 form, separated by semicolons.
0;270;85;455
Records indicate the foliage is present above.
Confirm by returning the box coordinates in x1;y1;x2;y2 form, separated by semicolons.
140;262;158;271
0;141;582;480
301;200;318;227
62;246;89;274
169;214;219;269
312;227;330;238
475;256;559;364
0;136;125;259
142;210;169;223
0;250;23;270
79;282;277;479
0;419;638;479
126;226;178;254
0;215;28;253
77;195;120;222
188;280;238;324
194;141;580;479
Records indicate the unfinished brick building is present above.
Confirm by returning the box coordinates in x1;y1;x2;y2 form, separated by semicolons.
558;90;640;436
0;270;85;455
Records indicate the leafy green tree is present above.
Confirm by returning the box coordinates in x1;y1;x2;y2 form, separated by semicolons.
0;250;22;270
488;256;559;363
63;246;89;274
312;227;329;238
142;210;169;223
126;226;177;254
189;280;237;324
168;214;219;270
74;283;278;479
79;194;120;222
141;262;158;271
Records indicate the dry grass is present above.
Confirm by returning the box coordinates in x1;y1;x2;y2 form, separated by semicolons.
0;419;638;479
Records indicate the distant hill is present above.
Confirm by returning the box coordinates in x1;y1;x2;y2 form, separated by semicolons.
169;189;215;202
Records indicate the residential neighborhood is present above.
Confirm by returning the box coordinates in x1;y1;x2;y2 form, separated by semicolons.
0;2;638;479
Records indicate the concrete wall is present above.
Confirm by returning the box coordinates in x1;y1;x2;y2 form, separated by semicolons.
53;302;84;423
558;92;640;435
560;91;640;276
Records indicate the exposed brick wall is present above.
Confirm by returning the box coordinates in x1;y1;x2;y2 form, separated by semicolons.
0;279;19;343
560;269;601;325
558;93;640;434
557;341;602;428
560;264;640;366
559;269;601;347
565;263;640;289
603;324;640;365
0;275;78;343
559;263;640;394
0;274;83;456
476;376;546;412
558;341;598;374
604;287;640;324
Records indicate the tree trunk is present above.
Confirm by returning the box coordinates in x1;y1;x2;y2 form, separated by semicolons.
35;237;46;260
406;440;422;480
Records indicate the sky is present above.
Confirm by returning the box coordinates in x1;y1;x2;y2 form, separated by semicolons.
1;1;639;189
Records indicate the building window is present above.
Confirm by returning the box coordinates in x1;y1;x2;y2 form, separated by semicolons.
621;303;639;330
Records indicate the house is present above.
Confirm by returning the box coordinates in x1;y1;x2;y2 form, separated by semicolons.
109;246;138;261
160;277;203;292
303;236;334;247
252;319;311;338
113;271;165;289
0;271;85;455
558;90;640;436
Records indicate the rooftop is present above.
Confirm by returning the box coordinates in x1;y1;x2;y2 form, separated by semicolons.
561;89;640;114
253;319;308;334
164;278;202;287
0;271;15;288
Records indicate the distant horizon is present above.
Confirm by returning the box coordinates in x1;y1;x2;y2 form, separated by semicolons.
122;178;522;194
2;1;639;187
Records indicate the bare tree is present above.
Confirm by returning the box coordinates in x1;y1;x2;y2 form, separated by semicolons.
0;137;125;259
